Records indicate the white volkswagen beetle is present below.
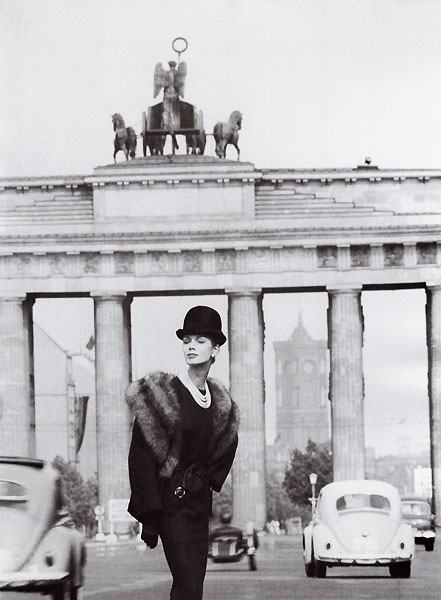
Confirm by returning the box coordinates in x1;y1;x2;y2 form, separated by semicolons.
0;457;86;599
303;480;414;578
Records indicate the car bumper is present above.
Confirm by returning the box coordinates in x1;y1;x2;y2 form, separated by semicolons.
0;571;69;590
316;555;411;566
414;530;435;539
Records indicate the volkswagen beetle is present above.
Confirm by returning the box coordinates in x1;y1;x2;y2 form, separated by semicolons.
401;495;435;551
0;456;86;599
303;480;414;578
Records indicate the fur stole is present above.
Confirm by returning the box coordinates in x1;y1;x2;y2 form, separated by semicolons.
126;371;239;479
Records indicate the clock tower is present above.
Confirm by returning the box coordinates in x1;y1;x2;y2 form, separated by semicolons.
274;314;329;450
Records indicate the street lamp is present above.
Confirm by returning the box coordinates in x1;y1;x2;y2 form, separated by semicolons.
309;473;318;513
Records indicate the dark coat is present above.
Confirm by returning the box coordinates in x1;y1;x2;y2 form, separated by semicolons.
126;371;239;522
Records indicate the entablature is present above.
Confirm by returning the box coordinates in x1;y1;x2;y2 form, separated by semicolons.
1;240;440;295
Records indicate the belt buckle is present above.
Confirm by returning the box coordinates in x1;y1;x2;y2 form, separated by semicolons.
174;486;186;499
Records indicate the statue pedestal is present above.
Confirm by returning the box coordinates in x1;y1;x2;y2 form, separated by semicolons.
86;156;258;228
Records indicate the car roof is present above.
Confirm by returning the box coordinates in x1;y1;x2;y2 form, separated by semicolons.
320;479;399;499
401;496;430;502
0;457;45;469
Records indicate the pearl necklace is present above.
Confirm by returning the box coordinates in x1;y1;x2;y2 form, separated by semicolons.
178;371;212;409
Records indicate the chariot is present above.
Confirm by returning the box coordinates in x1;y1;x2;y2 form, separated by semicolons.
141;100;205;156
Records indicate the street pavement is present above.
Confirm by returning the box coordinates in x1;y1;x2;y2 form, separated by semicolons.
4;533;441;599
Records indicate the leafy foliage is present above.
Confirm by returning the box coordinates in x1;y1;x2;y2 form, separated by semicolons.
283;440;333;507
52;455;98;535
266;473;296;522
211;477;232;521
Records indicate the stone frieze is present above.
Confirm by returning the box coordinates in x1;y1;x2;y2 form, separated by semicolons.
0;242;440;285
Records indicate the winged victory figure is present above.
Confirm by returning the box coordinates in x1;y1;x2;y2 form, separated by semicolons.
154;60;187;131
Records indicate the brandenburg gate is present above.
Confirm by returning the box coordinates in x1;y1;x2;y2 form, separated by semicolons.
1;156;441;528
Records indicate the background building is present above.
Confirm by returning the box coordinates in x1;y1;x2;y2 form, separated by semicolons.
34;324;97;479
274;314;329;451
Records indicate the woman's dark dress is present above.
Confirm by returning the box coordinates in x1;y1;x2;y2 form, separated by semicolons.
158;378;214;600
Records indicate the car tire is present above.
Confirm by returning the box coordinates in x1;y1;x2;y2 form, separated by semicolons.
51;581;81;600
315;560;327;578
425;539;435;552
248;554;257;571
70;586;80;600
305;560;315;578
389;561;411;578
305;544;316;577
51;583;66;600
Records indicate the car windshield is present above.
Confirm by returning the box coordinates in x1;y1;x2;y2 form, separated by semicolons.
336;493;390;511
401;501;430;515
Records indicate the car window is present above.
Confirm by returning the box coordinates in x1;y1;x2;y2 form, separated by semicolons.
401;501;430;515
0;479;27;501
336;493;390;511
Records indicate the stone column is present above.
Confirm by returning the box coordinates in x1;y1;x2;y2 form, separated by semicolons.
426;284;441;524
92;292;132;533
0;294;35;456
227;289;266;529
327;286;365;480
23;296;36;457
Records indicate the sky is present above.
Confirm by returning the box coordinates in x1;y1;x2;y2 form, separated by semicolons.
2;0;437;458
2;0;441;175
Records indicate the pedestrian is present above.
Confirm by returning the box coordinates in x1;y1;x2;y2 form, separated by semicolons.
126;305;239;600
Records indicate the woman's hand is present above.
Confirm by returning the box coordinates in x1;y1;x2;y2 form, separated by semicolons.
141;523;158;548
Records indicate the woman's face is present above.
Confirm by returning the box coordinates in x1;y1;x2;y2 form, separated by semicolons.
182;334;219;366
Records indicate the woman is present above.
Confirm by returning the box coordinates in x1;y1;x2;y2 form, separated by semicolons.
126;305;239;600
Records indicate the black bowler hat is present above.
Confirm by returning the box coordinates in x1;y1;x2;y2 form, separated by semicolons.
176;306;227;346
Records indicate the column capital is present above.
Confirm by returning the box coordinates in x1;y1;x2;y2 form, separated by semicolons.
326;284;363;294
0;292;28;302
426;282;441;292
225;287;262;297
90;290;128;301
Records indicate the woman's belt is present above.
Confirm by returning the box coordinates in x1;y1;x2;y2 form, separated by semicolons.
174;463;208;499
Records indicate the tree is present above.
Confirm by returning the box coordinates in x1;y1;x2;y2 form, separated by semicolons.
211;478;232;521
52;456;98;535
266;473;296;522
283;440;333;508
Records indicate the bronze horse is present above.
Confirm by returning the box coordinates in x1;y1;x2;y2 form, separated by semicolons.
213;110;242;160
186;130;206;156
111;113;137;162
145;133;166;156
186;109;206;156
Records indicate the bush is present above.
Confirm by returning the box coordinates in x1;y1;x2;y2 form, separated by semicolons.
52;456;98;536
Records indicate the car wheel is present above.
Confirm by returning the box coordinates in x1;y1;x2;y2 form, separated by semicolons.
425;539;435;552
51;581;81;600
315;560;327;578
389;561;411;578
248;554;257;571
305;544;316;577
70;586;81;600
51;583;66;600
305;560;315;578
